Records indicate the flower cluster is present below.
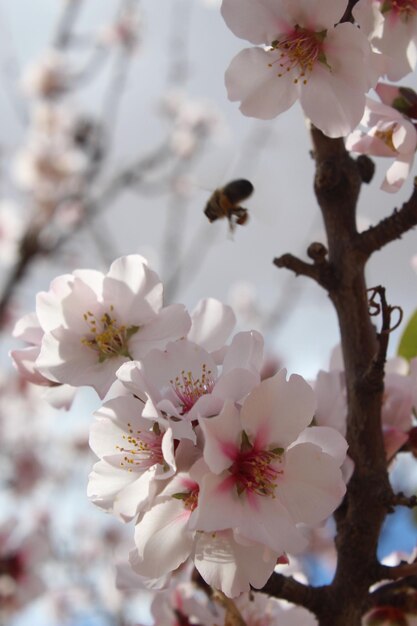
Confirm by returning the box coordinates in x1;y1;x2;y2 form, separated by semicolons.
12;255;347;597
221;0;417;140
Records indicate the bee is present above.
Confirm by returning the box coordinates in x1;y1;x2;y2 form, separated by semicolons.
204;179;254;232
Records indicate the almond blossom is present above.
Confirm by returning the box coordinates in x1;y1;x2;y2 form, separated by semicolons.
221;0;375;137
116;331;263;441
88;393;177;521
191;370;347;555
346;96;417;192
34;255;191;398
129;466;281;597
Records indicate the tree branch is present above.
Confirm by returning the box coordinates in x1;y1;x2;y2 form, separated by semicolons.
273;251;336;289
367;576;417;614
260;573;324;614
358;179;417;258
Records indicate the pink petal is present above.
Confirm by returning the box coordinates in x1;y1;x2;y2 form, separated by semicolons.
194;530;277;597
278;442;346;525
188;298;235;352
301;24;371;137
225;47;298;120
199;401;241;473
222;330;263;375
221;0;291;45
241;370;316;450
131;499;193;578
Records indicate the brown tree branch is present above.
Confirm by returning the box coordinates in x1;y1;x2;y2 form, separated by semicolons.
260;573;325;614
273;125;395;625
379;563;417;582
358;179;417;258
367;576;417;613
274;242;337;288
390;492;417;509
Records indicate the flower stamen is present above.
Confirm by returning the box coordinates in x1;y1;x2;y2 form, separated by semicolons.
374;126;396;151
81;305;139;363
117;421;165;472
268;26;328;85
379;0;417;18
172;483;199;512
170;364;215;414
230;432;284;498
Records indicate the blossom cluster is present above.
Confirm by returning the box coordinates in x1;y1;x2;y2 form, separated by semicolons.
11;254;348;597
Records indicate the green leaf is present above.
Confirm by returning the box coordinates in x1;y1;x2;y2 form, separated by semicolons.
397;308;417;361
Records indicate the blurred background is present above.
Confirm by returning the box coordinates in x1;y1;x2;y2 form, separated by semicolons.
0;1;416;624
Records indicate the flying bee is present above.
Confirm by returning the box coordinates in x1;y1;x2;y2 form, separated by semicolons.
204;179;254;233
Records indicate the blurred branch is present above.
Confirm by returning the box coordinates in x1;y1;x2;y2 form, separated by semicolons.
53;0;84;49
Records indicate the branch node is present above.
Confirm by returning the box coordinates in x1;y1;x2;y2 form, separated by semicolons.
356;155;375;184
307;241;328;263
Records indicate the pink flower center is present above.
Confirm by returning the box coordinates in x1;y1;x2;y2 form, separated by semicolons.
269;26;328;85
230;434;284;498
379;0;417;17
172;482;200;512
81;305;139;362
116;421;165;471
170;364;215;414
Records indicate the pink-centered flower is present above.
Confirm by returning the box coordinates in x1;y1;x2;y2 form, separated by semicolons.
130;465;281;597
346;96;417;192
35;255;191;398
191;370;347;554
221;0;375;137
116;331;263;441
88;394;177;521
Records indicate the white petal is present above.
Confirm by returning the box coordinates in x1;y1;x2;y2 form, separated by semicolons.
194;530;277;597
131;499;193;578
188;298;235;352
225;48;298;120
129;305;191;358
278;442;346;525
222;330;263;375
241;370;316;450
199;401;241;473
221;0;290;45
292;426;348;466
